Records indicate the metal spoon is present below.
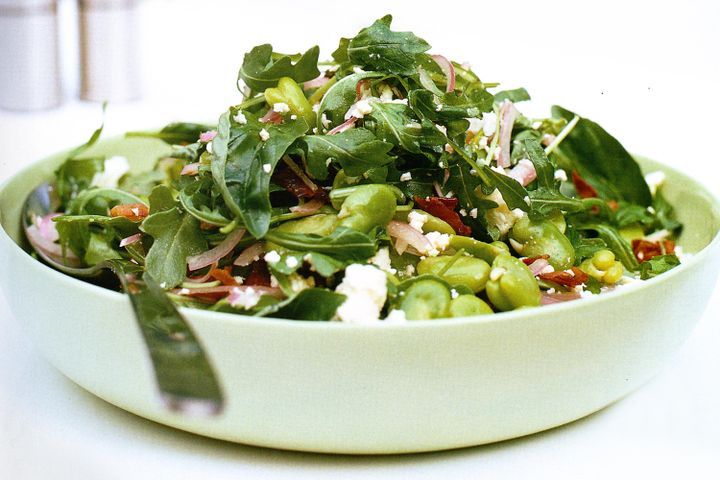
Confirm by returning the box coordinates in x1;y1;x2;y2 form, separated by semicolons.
22;182;224;416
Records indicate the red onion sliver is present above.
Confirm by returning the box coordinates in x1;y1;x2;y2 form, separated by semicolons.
508;159;537;187
528;258;551;276
327;116;357;135
289;198;324;215
187;228;245;271
386;220;431;255
541;291;582;305
431;54;455;92
185;261;219;283
199;130;217;143
37;213;61;242
497;101;519;168
233;243;266;267
260;110;283;124
180;163;200;176
303;74;330;90
25;223;82;267
119;233;142;248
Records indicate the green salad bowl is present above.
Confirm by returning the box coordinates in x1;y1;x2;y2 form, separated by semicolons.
1;135;719;454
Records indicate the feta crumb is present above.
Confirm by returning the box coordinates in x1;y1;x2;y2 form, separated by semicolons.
384;309;407;323
424;231;450;257
312;127;319;134
647;206;656;214
404;264;416;277
290;114;298;120
546;287;556;294
262;163;272;173
159;282;167;289
270;275;279;288
289;273;314;293
272;102;290;113
531;121;542;130
478;136;488;149
352;66;366;74
369;247;396;274
335;264;388;324
482;112;497;137
264;250;281;264
435;104;444;112
206;141;214;154
469;208;478;218
178;288;190;295
285;256;299;268
644;171;666;196
259;128;270;141
450;289;459;299
435;124;447;135
321;113;331;129
554;169;568;182
459;208;467;217
400;172;412;182
326;158;333;167
312;104;320;113
91;156;129;188
228;287;262;310
445;190;455;198
379;84;394;102
444;143;454;154
345;99;373;119
408;211;428;232
233;111;247;124
466;117;483;134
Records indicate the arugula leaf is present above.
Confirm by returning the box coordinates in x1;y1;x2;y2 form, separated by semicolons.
256;288;346;320
365;102;446;154
494;88;531;104
478;166;530;212
652;189;682;232
573;222;639;270
613;202;654;228
212;110;308;238
141;204;207;289
551;105;652;206
408;88;493;122
148;184;177;214
269;251;346;278
126;122;214;145
316;71;384;129
237;44;320;91
566;226;608;262
347;15;430;75
303;127;394;180
331;37;350;64
639;254;680;280
55;158;105;206
265;227;376;262
84;232;123;265
391;167;440;199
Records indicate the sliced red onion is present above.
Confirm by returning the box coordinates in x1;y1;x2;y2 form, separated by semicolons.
431;54;455;92
25;223;82;267
541;291;582;305
119;233;142;248
199;130;217;143
508;159;537;187
303;74;330;90
327;116;357;135
497;101;519;168
185;261;219;283
289;198;324;215
386;220;431;256
187;228;245;271
180;162;200;176
37;213;60;242
528;258;551;276
233;243;266;267
260;110;283;124
432;181;444;197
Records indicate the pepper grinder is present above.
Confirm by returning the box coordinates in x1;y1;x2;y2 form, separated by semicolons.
79;0;140;102
0;0;62;111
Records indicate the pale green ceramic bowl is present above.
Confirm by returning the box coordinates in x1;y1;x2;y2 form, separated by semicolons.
1;136;719;454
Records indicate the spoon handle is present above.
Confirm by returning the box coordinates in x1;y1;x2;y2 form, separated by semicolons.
107;260;224;415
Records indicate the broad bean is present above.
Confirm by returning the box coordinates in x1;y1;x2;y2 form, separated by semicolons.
417;255;491;293
448;295;494;317
579;249;624;284
448;235;507;264
398;278;451;320
336;184;397;233
509;216;575;270
485;254;541;311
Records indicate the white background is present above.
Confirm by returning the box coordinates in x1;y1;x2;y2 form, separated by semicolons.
1;0;719;478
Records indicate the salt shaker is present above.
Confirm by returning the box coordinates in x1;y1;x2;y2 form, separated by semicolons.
79;0;140;102
0;0;62;111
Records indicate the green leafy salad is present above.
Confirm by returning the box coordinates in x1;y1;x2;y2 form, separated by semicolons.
41;15;683;323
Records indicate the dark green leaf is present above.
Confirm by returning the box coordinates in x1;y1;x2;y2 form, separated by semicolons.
126;122;214;145
347;15;430;75
255;288;346;320
653;189;682;232
408;88;493;122
365;102;446;154
265;226;376;262
141;205;207;288
478;165;530;211
551;105;652;206
237;44;320;91
573;222;639;270
212;110;308;238
55;157;105;206
639;254;680;279
316;71;383;129
148;184;177;214
494;88;531;104
304;127;394;180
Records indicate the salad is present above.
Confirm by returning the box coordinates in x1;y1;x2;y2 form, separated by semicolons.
32;15;683;323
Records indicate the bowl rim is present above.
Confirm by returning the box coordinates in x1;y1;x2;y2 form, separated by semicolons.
1;142;719;331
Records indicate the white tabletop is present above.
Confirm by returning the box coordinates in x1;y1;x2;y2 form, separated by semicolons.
1;1;719;478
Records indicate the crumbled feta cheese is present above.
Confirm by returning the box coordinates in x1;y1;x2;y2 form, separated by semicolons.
450;289;459;299
647;206;656;214
445;190;455;198
436;104;444;112
178;288;190;295
233;111;247;124
312;127;319;134
259;129;270;141
644;229;670;242
481;189;521;236
400;172;412;182
262;163;272;173
321;113;331;129
379;84;394;102
404;264;415;277
289;274;314;293
228;287;262;310
467;107;480;117
312;104;320;113
345;99;373;120
435;124;447;135
285;256;299;268
384;309;407;323
264;250;281;264
444;143;454;154
91;156;129;188
469;208;478;218
408;211;428;232
459;208;467;217
531;121;542;130
290;114;298;120
352;66;366;74
273;102;290;113
482;112;497;136
206;141;214;154
369;247;396;274
424;231;450;257
478;136;488;149
326;158;333;167
466;117;483;134
335;264;388;324
554;169;568;182
270;275;279;288
644;171;666;196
